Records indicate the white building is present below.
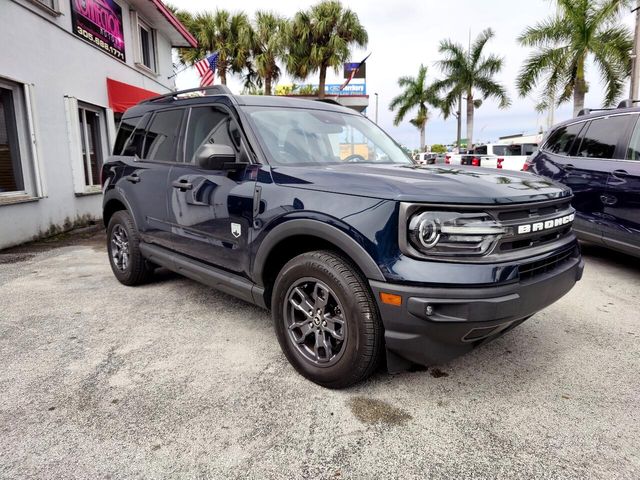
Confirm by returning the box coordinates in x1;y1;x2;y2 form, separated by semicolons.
0;0;196;248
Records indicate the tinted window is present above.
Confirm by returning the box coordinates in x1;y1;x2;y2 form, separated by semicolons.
522;143;538;155
142;109;183;162
474;145;487;155
575;116;629;159
544;123;584;155
113;115;140;155
626;115;640;160
185;106;239;164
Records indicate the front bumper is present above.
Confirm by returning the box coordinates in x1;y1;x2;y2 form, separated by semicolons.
370;248;584;371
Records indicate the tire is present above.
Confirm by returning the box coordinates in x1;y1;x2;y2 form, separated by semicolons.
106;210;154;286
272;250;383;388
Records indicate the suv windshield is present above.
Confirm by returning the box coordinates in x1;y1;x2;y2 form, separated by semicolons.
244;106;412;166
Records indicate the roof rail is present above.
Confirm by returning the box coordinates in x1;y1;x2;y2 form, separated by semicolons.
576;107;616;117
617;99;640;108
140;85;233;105
315;98;342;106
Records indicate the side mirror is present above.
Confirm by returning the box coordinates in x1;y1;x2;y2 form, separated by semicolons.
195;143;237;170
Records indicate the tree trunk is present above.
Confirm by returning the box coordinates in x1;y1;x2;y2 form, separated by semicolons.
219;64;227;85
466;92;474;150
573;57;586;117
318;65;327;99
265;76;272;96
420;121;426;151
456;93;462;150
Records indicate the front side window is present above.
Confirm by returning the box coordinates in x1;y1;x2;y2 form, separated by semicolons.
77;105;105;186
625;115;640;160
185;106;240;164
245;107;412;166
575;116;629;159
544;123;585;156
142;109;183;162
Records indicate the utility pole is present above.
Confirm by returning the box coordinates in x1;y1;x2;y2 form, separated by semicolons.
630;1;640;99
374;92;379;124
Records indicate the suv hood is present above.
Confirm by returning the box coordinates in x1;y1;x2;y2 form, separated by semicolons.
270;164;571;204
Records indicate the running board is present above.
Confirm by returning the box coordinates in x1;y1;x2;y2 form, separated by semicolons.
139;243;266;309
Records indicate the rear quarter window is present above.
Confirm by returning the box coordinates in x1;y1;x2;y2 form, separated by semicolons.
544;122;585;155
113;116;140;155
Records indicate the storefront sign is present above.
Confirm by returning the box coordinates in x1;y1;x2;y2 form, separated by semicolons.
310;84;367;95
70;0;126;61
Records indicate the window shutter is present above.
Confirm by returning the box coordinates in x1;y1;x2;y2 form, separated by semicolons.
63;96;85;194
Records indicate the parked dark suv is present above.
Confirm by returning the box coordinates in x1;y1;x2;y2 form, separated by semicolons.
102;85;584;388
528;100;640;258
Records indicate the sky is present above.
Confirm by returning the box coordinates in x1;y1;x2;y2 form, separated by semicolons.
173;0;636;150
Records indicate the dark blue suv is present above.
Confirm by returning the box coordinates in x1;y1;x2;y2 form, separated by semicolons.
528;102;640;258
102;86;583;388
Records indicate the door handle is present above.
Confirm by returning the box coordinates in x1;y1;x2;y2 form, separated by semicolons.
600;194;617;206
564;163;575;171
611;169;630;179
125;173;140;184
172;179;193;190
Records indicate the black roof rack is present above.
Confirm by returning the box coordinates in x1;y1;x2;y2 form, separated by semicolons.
577;99;640;117
617;99;640;109
140;85;233;105
315;98;342;106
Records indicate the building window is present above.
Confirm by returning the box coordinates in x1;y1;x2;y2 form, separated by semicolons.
27;0;60;15
136;17;157;73
77;105;106;186
0;87;25;193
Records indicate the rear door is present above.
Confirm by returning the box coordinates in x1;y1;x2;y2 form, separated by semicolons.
602;114;640;255
117;109;185;247
164;103;257;275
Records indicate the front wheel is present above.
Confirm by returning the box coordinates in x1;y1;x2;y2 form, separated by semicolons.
272;251;383;388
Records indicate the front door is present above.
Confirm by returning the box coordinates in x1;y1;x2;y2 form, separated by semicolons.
165;104;256;276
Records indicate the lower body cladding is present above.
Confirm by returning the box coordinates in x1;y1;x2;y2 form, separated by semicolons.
370;248;584;372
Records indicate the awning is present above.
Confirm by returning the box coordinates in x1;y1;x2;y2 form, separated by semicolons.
107;78;161;113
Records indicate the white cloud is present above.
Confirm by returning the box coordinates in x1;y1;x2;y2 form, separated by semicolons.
173;0;635;148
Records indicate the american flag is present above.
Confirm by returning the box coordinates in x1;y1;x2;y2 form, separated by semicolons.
339;53;371;91
195;53;219;87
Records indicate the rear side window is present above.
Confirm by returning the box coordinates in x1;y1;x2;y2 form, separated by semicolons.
522;143;538;155
626;115;640;160
113;116;140;155
142;109;184;162
544;123;584;155
575;116;629;159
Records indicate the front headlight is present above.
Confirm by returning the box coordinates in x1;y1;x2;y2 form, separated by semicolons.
408;211;507;257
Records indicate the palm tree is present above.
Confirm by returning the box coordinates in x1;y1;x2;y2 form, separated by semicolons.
252;11;286;95
517;0;632;117
176;9;253;85
434;28;510;149
286;0;368;98
389;65;440;151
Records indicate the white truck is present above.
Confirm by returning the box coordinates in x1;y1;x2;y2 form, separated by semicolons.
446;136;541;171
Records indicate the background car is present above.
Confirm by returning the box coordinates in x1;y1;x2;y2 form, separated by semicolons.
527;100;640;258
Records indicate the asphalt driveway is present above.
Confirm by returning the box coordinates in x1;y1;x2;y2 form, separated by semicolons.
0;231;638;479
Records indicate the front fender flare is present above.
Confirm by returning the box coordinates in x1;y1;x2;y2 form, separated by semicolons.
252;218;386;285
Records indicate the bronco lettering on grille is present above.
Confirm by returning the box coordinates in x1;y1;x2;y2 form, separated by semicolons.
517;213;575;235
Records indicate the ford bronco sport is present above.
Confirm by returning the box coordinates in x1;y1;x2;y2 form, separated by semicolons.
102;85;584;388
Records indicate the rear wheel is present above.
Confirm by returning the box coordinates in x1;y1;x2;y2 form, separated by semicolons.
272;251;383;388
107;211;154;286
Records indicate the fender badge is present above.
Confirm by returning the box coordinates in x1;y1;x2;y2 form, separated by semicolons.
231;223;242;238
